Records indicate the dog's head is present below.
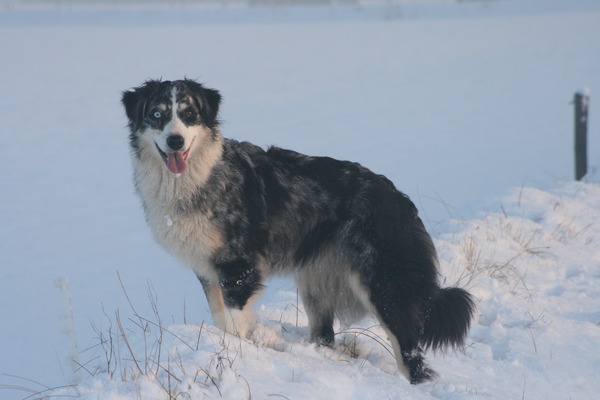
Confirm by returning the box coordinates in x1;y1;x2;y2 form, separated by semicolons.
122;79;222;174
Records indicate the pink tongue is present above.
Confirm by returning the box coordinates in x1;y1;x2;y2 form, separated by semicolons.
167;152;187;174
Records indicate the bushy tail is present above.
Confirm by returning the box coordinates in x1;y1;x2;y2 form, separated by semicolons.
420;287;475;351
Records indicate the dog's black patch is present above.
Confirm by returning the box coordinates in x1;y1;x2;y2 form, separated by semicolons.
216;258;264;310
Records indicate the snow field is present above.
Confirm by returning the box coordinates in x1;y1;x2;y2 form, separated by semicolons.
436;182;600;399
56;181;600;400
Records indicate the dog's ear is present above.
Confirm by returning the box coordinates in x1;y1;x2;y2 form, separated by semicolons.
184;79;221;129
199;87;221;129
121;80;163;132
121;89;144;132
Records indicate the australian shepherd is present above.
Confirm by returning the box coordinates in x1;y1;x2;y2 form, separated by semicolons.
121;78;474;384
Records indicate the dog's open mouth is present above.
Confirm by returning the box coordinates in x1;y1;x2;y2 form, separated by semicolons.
155;143;191;174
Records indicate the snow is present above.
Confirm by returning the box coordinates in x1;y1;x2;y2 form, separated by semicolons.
1;0;599;399
55;181;600;399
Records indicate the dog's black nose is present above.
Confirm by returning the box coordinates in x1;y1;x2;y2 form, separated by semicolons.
166;134;185;151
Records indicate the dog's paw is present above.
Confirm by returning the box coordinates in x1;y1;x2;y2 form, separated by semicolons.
221;307;255;338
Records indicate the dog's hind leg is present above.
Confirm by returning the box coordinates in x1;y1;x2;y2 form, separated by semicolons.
373;297;437;383
296;272;335;346
387;328;436;384
359;274;437;384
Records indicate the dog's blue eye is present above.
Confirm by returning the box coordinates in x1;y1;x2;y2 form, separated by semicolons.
153;111;162;119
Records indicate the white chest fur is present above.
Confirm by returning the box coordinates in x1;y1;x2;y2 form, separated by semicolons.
132;142;224;281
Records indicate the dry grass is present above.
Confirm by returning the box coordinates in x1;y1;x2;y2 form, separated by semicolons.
80;278;250;399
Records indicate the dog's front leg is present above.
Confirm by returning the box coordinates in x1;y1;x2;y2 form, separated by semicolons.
196;274;228;333
214;258;264;338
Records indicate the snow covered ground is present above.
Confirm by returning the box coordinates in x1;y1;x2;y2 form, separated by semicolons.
71;182;600;400
1;0;599;398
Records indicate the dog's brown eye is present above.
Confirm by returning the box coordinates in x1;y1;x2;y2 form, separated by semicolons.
182;109;197;122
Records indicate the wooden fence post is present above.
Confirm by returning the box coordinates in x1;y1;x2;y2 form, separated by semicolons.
574;90;590;181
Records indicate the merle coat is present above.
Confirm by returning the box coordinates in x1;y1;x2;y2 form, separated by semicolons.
122;78;475;384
